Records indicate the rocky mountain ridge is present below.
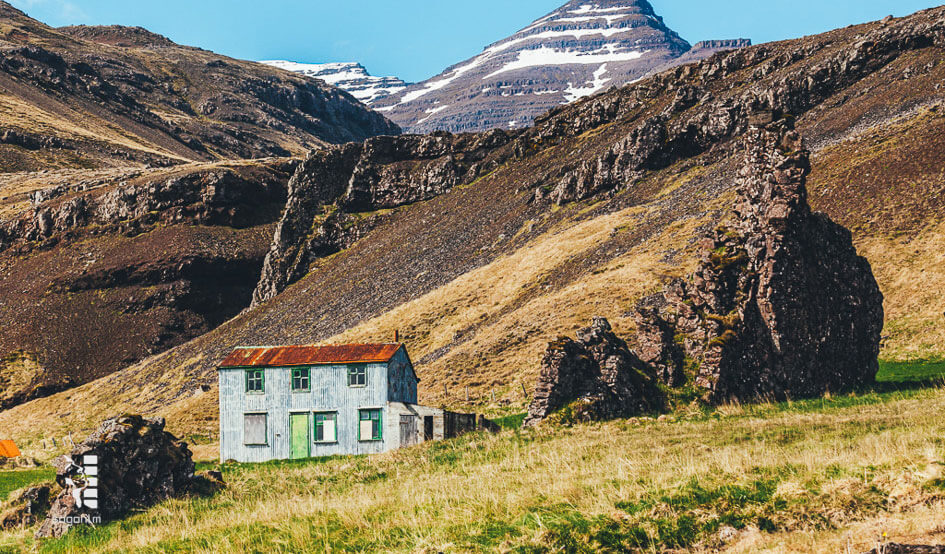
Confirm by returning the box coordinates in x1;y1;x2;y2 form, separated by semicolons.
0;3;399;173
369;0;749;133
249;5;945;311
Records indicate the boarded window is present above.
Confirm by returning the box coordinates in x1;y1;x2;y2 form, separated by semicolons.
314;412;337;443
359;409;382;441
292;368;310;391
348;365;367;387
245;369;264;393
244;413;268;445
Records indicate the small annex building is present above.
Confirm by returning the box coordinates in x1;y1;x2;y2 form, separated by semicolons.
217;343;478;463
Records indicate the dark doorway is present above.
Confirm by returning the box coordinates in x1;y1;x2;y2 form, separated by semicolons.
423;416;434;441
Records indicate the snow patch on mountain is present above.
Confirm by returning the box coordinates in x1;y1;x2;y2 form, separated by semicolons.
261;60;408;104
484;45;646;79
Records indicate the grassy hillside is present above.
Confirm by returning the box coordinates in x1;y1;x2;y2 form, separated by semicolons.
0;1;398;172
0;7;943;450
3;367;945;552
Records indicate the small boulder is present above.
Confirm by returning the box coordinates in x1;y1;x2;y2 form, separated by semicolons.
862;544;945;554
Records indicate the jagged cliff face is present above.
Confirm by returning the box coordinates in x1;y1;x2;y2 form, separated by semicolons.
252;130;515;304
371;0;747;133
0;3;399;173
0;7;943;440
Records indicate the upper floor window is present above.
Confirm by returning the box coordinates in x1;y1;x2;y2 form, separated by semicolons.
348;365;367;387
245;369;264;393
292;368;310;392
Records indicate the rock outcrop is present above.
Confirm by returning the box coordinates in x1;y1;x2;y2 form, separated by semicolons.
525;119;884;424
36;415;199;538
252;130;515;304
524;317;662;425
531;9;945;205
631;118;884;403
0;163;294;252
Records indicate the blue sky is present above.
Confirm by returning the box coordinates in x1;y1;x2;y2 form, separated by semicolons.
8;0;942;83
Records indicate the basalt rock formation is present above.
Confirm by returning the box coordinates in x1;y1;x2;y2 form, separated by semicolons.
525;119;884;424
252;130;516;304
0;160;296;408
0;162;294;252
36;415;198;538
632;118;884;403
524;317;662;425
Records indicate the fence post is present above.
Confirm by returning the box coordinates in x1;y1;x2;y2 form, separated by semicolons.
521;383;528;398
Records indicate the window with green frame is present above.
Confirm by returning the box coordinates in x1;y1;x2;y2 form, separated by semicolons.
291;368;310;391
314;412;337;443
348;365;367;387
245;369;264;393
359;408;382;441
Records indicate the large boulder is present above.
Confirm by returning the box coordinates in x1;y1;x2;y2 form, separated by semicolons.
35;415;196;538
524;317;663;426
632;117;884;403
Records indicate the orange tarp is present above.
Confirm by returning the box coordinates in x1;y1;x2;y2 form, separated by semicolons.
0;440;20;458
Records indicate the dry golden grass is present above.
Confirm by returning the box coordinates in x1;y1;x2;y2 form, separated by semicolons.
0;94;189;162
857;219;945;360
329;203;701;407
4;386;945;552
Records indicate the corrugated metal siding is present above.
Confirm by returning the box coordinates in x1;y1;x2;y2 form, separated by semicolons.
220;362;395;462
387;348;418;404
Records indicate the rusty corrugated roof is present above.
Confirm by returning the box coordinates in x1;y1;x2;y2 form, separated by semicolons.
0;440;20;458
218;343;403;368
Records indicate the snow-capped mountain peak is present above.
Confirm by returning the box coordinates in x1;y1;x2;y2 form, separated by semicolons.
261;60;408;104
370;0;747;133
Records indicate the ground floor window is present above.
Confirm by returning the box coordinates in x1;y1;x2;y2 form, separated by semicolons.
244;413;268;445
359;409;382;441
314;412;337;443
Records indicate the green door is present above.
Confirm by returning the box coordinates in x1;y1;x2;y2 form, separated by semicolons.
290;413;310;459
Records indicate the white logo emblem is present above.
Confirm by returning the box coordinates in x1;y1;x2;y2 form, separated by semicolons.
63;455;99;510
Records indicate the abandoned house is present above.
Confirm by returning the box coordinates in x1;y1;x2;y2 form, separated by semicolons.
217;343;480;463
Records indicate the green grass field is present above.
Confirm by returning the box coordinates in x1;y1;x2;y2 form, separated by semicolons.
1;359;945;553
0;468;54;502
